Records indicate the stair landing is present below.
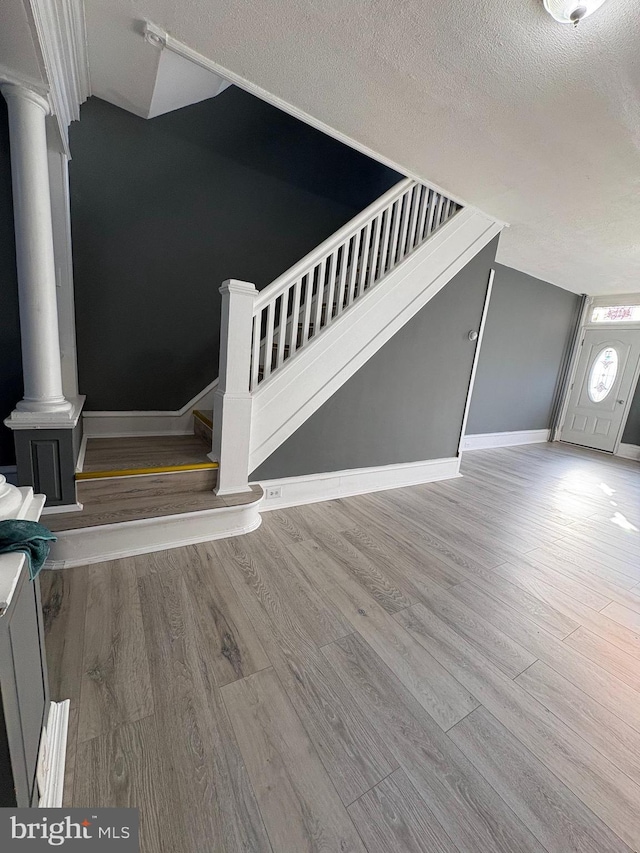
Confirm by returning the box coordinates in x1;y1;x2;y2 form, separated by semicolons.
46;484;261;532
45;429;262;567
79;434;215;476
49;433;225;533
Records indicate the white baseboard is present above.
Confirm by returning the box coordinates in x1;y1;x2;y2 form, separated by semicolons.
75;432;88;472
45;498;261;569
82;422;194;438
82;380;218;437
461;429;550;451
257;456;460;511
617;443;640;461
42;502;84;516
38;700;70;808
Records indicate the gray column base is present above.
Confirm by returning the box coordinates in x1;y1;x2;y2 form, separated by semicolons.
13;419;82;508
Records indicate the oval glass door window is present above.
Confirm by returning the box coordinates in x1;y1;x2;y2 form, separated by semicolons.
588;346;618;402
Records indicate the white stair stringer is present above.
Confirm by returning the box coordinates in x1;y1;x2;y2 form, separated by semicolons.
248;207;502;472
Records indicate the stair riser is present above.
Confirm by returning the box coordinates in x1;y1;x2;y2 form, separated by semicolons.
77;468;218;502
46;499;262;568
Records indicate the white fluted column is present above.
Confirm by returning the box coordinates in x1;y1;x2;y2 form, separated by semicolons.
1;82;71;416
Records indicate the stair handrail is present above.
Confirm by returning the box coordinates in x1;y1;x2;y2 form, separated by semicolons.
248;176;462;391
253;177;413;313
213;178;465;492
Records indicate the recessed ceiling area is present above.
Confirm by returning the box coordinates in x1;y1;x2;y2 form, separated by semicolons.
76;1;640;295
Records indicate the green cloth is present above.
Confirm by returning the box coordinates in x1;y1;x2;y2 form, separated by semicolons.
0;520;57;580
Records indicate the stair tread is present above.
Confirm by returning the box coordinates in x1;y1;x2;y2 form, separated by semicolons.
81;434;211;474
47;484;262;532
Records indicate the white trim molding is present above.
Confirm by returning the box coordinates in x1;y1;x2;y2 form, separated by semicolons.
46;497;262;569
82;379;219;437
48;147;79;399
5;396;84;430
38;700;70;808
42;502;84;516
75;432;88;472
142;21;507;226
591;293;640;309
29;0;90;153
458;268;494;455
554;295;640;455
461;429;550;451
257;456;460;511
250;209;502;471
616;443;640;461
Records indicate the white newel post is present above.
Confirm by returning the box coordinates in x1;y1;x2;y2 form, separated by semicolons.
1;83;71;416
211;279;257;495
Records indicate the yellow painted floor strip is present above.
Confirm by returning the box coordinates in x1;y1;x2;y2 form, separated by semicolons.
76;461;218;481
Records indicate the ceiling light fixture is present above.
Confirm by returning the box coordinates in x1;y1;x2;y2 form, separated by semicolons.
543;0;609;25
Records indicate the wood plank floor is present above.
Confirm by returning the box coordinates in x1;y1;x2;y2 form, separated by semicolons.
82;435;211;473
40;443;640;853
46;484;262;532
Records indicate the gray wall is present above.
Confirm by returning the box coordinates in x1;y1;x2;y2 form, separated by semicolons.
252;236;499;479
69;91;399;411
0;98;21;467
466;263;580;435
622;378;640;445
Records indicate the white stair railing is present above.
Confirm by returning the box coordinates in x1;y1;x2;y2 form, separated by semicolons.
249;178;461;390
212;178;463;494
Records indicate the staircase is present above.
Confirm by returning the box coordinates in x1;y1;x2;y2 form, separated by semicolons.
213;177;502;489
74;434;218;506
46;428;261;568
50;174;500;566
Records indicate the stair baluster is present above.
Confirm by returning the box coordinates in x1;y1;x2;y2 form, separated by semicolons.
246;179;462;395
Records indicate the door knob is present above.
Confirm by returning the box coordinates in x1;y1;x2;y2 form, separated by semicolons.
617;399;625;404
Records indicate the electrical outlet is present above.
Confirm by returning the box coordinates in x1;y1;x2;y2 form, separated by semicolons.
266;486;282;499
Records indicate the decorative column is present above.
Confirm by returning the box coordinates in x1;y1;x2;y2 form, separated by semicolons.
2;82;83;507
1;83;70;415
211;280;256;495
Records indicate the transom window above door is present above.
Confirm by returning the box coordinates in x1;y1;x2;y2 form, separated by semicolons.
591;305;640;323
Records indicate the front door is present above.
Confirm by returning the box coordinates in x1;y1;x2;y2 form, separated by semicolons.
560;328;640;452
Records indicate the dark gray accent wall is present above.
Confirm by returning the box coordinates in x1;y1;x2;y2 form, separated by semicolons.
69;91;399;411
0;98;21;467
622;378;640;445
466;263;580;435
252;237;499;480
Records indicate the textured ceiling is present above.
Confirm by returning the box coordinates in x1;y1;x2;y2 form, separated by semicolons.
77;1;640;294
